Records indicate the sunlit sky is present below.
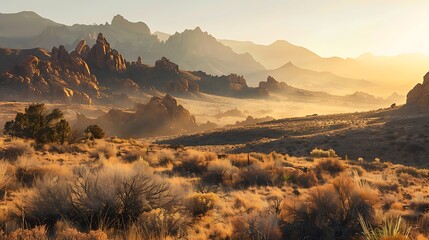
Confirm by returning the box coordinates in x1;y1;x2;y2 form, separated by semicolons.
2;0;429;58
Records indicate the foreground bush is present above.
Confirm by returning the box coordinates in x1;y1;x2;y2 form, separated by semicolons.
17;160;179;230
281;174;378;239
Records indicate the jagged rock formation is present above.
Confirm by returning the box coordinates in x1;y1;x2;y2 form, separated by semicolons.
406;72;429;110
85;33;127;73
75;94;197;137
259;76;289;91
0;45;100;104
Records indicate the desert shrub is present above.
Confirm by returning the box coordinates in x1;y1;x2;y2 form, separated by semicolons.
232;213;282;240
410;197;429;213
84;125;105;140
0;160;15;192
141;148;175;166
89;140;117;159
237;167;273;187
310;147;337;158
184;192;218;216
4;104;71;144
418;213;429;235
281;174;378;239
172;149;213;175
350;165;366;176
18;176;73;227
8;226;47;240
288;169;318;188
314;158;345;176
54;226;107;240
359;215;411;240
395;166;429;178
71;161;178;229
355;161;389;172
228;153;258;168
201;159;237;186
128;208;186;239
0;139;34;161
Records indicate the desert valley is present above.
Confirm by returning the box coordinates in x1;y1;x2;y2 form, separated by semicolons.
0;5;428;240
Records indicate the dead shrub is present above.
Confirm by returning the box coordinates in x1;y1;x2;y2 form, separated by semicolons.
281;174;377;239
184;192;218;217
418;213;429;235
237;167;273;187
1;139;34;161
88;140;118;159
71;161;178;229
310;148;337;158
395;166;429;178
232;212;282;240
172;149;213;175
201;159;237;186
410;197;429;213
18;176;72;227
8;226;47;240
129;208;186;239
314;158;345;176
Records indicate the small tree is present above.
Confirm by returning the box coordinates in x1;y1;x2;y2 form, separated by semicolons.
84;125;105;140
4;104;71;144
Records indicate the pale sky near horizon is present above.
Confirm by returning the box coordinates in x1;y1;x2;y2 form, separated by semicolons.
2;0;429;58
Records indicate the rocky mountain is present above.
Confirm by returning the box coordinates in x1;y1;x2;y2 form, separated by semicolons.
161;27;265;75
75;94;197;137
0;12;266;77
0;11;62;38
406;72;429;111
0;32;269;104
249;62;376;95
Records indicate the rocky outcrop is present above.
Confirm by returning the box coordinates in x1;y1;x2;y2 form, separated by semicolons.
75;94;197;137
0;45;100;104
406;72;429;110
194;71;268;98
86;33;127;73
155;57;179;73
259;76;288;91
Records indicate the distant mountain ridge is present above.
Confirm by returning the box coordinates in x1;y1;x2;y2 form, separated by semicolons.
0;11;420;97
0;12;265;77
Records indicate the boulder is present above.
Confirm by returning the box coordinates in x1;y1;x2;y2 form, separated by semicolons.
406;72;429;110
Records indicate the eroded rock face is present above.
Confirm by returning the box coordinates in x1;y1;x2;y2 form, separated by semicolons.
259;76;288;91
155;57;179;74
75;94;197;137
406;72;429;110
0;45;100;104
86;33;127;73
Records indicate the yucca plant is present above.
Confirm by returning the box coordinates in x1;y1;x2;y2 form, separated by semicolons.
359;214;411;240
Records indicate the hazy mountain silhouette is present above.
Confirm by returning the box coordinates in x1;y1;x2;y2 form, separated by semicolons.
161;27;265;76
0;11;62;38
248;62;377;95
221;39;429;94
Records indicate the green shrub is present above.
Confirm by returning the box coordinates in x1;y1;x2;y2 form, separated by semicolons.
4;104;71;144
84;125;105;140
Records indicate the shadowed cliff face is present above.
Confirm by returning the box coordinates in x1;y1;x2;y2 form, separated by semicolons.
75;94;197;137
406;72;429;111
